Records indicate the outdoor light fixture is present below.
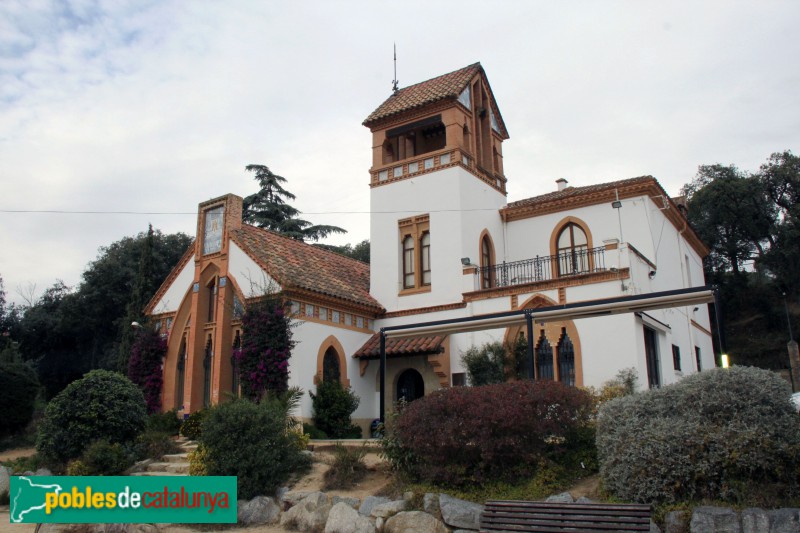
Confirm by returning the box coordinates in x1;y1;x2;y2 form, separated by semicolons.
648;270;657;279
611;200;622;209
131;321;142;328
721;354;730;368
460;257;471;266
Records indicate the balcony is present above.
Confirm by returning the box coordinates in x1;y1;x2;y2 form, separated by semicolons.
476;247;607;288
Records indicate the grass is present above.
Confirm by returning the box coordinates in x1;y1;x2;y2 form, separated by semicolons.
323;442;369;490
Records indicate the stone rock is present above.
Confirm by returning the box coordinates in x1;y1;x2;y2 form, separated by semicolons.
303;491;330;508
33;468;52;476
281;490;312;509
423;493;441;519
690;506;741;533
359;495;391;516
384;511;449;533
741;508;769;533
331;495;361;509
767;508;800;532
439;493;484;530
651;520;662;533
276;486;289;501
375;517;384;531
237;496;280;525
0;466;10;498
545;491;575;503
665;510;690;533
403;491;414;501
371;499;408;518
324;502;377;533
575;496;595;504
281;499;332;532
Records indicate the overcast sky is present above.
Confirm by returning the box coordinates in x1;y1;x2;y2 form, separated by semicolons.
1;1;799;306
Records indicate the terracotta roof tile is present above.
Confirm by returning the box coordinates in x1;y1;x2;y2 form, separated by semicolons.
363;63;482;126
354;333;446;359
505;176;656;209
230;225;384;313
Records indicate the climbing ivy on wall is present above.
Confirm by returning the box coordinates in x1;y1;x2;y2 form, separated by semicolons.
128;327;167;414
236;295;294;400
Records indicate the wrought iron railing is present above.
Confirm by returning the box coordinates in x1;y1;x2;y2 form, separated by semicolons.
476;247;606;288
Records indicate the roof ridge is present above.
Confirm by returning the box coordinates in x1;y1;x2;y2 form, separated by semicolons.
396;62;481;93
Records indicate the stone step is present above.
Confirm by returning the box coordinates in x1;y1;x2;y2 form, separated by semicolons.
130;471;187;477
147;462;190;474
163;453;189;463
180;444;198;452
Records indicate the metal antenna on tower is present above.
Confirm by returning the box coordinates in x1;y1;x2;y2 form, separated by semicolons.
392;43;399;93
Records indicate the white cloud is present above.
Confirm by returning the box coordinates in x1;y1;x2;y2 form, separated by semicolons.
1;0;799;305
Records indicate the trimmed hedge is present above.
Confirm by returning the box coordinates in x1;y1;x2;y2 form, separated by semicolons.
598;366;800;504
387;380;593;486
37;370;147;465
199;398;310;499
309;380;361;438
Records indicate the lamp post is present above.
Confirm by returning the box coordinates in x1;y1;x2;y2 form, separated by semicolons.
784;292;798;392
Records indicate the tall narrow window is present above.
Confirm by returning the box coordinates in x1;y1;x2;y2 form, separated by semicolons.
203;335;213;407
644;326;660;388
322;347;341;383
231;331;241;397
556;328;575;386
481;234;494;289
402;236;415;289
557;223;589;276
535;330;554;380
695;346;702;371
207;278;217;322
672;344;681;371
175;336;187;410
420;232;431;286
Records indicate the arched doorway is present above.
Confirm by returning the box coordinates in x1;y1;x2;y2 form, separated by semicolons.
396;369;424;403
322;347;341;383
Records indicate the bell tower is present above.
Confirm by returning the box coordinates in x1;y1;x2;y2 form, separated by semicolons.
363;63;510;311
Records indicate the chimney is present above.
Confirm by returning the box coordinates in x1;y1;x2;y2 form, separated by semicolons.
556;178;568;191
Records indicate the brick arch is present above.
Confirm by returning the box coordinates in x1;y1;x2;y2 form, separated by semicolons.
315;335;350;388
549;216;596;278
503;293;583;387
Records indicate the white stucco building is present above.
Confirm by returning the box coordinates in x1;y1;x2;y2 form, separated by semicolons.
146;63;714;431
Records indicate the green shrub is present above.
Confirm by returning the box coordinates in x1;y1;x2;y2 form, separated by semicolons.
461;342;507;386
188;445;212;476
65;459;91;476
323;442;368;490
36;370;147;465
132;431;180;461
180;409;207;440
598;366;800;504
389;380;593;487
200;394;311;499
77;440;133;475
303;422;328;440
147;410;182;435
309;380;361;438
0;361;40;439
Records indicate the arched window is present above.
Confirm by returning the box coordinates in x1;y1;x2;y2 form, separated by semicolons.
535;330;554;380
480;234;494;289
556;328;575;387
175;336;187;410
556;223;589;276
396;369;424;403
203;335;213;407
402;235;415;289
420;232;431;286
323;347;341;383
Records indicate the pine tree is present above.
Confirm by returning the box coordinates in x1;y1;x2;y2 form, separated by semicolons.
242;164;346;241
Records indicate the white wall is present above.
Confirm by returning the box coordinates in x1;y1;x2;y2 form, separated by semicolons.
370;166;506;311
151;255;194;314
229;242;279;297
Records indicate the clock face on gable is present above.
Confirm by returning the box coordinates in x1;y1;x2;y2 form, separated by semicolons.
203;206;224;255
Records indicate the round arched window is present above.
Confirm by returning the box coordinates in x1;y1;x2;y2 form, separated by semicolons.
556;223;589;276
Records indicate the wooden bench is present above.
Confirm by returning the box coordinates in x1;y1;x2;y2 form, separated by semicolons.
480;500;652;532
